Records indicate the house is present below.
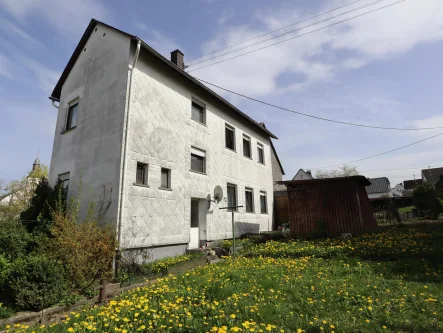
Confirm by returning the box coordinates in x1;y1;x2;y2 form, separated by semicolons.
422;167;443;184
280;176;376;238
391;183;405;197
403;179;422;195
48;19;277;259
292;169;314;180
365;177;393;199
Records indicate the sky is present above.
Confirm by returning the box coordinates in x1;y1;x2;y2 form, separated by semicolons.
1;0;443;186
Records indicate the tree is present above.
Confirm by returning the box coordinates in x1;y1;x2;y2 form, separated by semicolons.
315;165;359;179
413;182;439;218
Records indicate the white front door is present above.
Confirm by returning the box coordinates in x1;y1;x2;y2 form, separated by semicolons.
189;200;200;249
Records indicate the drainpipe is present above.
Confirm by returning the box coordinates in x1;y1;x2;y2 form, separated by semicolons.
117;39;141;257
51;100;59;109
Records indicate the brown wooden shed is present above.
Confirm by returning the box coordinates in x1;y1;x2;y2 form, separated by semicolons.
279;176;377;238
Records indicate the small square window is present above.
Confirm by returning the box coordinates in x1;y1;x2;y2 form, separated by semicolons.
66;102;78;130
225;125;235;150
136;162;148;185
161;168;171;189
243;135;251;158
260;191;267;214
227;183;237;211
245;188;254;213
191;101;205;124
257;143;264;164
190;147;206;173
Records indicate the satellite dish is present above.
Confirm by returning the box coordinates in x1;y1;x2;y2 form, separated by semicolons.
214;185;223;202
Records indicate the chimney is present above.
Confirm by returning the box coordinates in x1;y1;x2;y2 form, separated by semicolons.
306;170;312;176
171;49;184;70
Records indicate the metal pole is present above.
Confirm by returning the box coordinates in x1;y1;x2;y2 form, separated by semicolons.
232;210;235;258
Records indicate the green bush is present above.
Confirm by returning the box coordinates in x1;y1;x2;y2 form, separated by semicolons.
413;183;439;217
0;219;31;261
0;254;10;289
7;255;67;311
398;206;415;214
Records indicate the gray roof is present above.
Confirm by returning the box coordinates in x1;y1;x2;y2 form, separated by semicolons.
421;167;443;184
403;179;422;190
366;177;391;194
49;19;277;140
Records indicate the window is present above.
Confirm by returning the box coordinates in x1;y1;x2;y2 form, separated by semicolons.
160;168;171;189
190;147;206;173
245;188;254;213
257;143;264;164
243;135;251;158
135;162;148;185
225;125;235;150
227;184;237;211
260;191;267;214
66;102;78;130
58;172;70;197
191;101;205;124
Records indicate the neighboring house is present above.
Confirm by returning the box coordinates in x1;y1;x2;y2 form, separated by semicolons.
391;183;405;197
422;167;443;184
48;19;277;259
292;169;314;180
365;177;393;199
403;179;422;195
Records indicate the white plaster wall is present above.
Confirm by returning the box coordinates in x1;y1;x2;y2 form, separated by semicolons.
120;48;274;249
49;24;131;225
368;191;393;199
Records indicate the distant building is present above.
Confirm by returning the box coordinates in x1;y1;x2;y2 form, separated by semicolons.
391;183;405;197
422;167;443;184
292;169;314;181
403;179;423;195
365;177;393;199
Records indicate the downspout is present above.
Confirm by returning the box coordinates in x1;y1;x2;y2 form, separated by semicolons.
117;39;141;253
51;100;59;109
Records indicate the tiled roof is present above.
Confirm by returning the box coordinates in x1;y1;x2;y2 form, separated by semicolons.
422;168;443;184
403;179;422;190
365;177;391;194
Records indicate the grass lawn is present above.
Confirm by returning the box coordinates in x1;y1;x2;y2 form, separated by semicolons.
7;223;443;333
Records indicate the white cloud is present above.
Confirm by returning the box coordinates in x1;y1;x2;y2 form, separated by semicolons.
189;0;443;96
0;18;41;44
0;0;109;36
0;53;13;79
136;23;182;58
218;9;234;25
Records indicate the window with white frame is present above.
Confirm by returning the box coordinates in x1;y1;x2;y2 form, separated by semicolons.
191;100;205;124
260;191;267;214
245;187;254;212
243;135;251;158
160;168;171;189
190;147;206;173
225;125;235;150
66;101;78;130
257;143;264;164
227;183;237;211
135;162;148;185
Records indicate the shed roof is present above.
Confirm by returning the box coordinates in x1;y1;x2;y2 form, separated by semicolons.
365;177;391;194
278;175;371;187
49;19;277;140
403;179;422;190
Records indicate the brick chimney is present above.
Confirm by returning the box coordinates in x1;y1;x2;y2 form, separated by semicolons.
171;49;184;70
306;170;312;176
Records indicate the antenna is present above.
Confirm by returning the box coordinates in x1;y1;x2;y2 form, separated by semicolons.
213;185;223;202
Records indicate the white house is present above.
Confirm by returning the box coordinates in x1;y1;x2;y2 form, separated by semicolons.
292;169;314;180
48;20;277;259
392;183;405;197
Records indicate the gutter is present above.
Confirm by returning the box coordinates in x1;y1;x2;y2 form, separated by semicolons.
117;39;141;251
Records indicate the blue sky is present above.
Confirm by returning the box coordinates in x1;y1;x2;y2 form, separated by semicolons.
1;0;443;185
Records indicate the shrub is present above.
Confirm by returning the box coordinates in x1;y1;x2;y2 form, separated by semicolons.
413;183;439;217
0;254;10;289
7;255;67;311
0;219;31;261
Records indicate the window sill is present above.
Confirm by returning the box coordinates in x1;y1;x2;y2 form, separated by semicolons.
244;156;252;160
225;147;236;153
159;187;172;191
190;170;207;175
258;162;265;165
190;118;207;127
133;183;150;188
61;126;77;134
245;211;255;214
260;212;268;215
